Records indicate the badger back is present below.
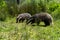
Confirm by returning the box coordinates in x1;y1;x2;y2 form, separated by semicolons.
37;12;52;20
23;13;31;19
39;12;53;25
17;13;31;19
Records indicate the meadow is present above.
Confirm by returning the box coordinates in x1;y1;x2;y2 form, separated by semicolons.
0;17;60;40
0;0;60;40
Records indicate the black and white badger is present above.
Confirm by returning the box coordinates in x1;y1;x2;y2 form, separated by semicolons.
27;12;53;26
16;13;31;23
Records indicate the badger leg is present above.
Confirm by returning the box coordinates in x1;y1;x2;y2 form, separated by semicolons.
31;21;35;24
44;20;50;26
19;19;21;23
36;18;40;26
36;20;40;26
22;19;25;22
19;17;24;23
37;22;40;26
19;18;25;23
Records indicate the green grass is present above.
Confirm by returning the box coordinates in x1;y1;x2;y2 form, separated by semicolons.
0;18;60;40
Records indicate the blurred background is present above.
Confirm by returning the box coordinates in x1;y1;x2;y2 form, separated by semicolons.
0;0;60;21
0;0;60;40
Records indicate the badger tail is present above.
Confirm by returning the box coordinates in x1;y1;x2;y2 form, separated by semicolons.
50;18;54;26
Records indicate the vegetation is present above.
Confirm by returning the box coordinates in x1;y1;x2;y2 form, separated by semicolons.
0;0;60;40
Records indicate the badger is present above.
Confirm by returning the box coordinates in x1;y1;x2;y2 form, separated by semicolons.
27;12;53;26
16;13;31;23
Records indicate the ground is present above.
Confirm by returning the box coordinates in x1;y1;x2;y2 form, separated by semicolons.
0;18;60;40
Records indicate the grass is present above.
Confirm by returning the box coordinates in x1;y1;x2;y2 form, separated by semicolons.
0;18;60;40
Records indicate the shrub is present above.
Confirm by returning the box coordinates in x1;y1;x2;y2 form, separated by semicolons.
0;1;8;21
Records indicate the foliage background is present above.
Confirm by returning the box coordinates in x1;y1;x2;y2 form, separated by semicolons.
0;0;60;21
0;0;60;40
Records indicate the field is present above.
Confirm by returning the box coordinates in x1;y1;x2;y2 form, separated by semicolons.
0;0;60;40
0;18;60;40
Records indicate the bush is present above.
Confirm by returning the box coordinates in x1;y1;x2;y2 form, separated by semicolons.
1;0;60;21
52;7;60;20
0;1;8;21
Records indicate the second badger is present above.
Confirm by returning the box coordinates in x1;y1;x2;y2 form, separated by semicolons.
27;12;53;26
